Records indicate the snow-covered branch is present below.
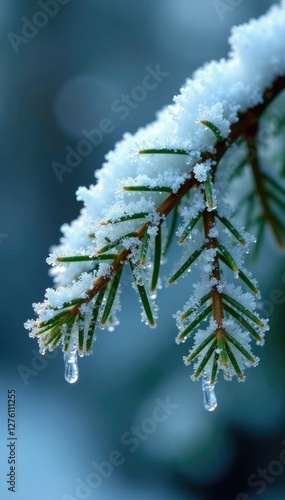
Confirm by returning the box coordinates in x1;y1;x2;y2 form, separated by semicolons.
25;1;285;410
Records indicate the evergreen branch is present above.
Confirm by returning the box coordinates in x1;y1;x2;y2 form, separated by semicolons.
27;74;285;366
202;209;227;367
25;0;285;410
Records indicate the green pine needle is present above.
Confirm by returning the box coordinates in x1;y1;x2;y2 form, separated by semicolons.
123;185;172;192
97;232;137;254
218;252;259;294
178;211;203;244
204;172;215;210
139;148;189;155
86;289;106;352
215;212;246;245
217;335;228;367
165;204;179;253
130;262;155;326
181;292;211;320
140;230;150;265
102;212;149;224
151;227;162;291
193;341;216;378
168;245;205;283
223;303;263;342
101;268;123;324
211;352;219;385
57;254;117;263
78;315;85;351
218;243;238;273
63;317;77;351
178;305;212;340
186;332;215;363
200;120;224;142
225;343;244;380
223;293;264;327
226;332;255;363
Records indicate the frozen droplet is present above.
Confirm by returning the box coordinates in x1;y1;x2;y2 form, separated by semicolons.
202;372;217;412
64;348;79;384
150;291;157;300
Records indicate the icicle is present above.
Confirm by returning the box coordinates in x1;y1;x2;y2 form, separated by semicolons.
64;348;79;384
202;372;217;411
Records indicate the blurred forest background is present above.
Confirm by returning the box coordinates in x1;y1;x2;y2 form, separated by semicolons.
1;1;285;499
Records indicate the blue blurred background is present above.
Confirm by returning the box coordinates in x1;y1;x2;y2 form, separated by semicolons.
1;1;285;499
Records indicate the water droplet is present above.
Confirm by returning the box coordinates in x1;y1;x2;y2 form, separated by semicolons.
202;372;217;412
64;348;79;384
